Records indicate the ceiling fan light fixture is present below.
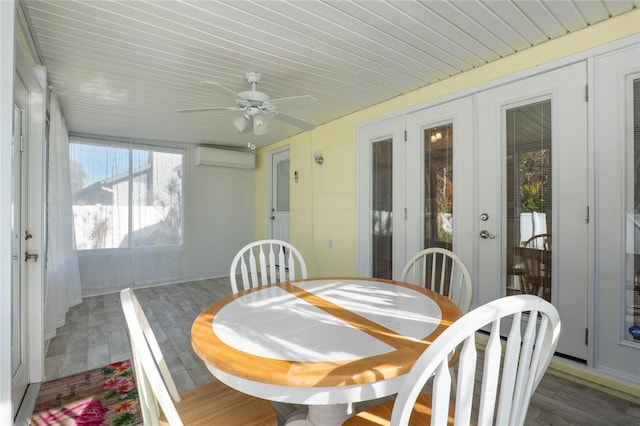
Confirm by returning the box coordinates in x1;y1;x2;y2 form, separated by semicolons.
253;115;268;135
232;114;249;132
180;72;316;134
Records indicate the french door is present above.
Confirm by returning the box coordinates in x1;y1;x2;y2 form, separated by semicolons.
475;62;588;361
12;74;29;417
358;63;589;361
357;98;474;282
404;97;474;274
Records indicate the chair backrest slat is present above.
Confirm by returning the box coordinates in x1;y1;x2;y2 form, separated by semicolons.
401;247;473;313
431;361;452;425
496;312;523;424
230;239;308;294
390;295;561;426
478;320;502;423
454;336;476;425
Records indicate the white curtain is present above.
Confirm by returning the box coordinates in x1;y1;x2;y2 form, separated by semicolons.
45;93;82;340
69;138;186;296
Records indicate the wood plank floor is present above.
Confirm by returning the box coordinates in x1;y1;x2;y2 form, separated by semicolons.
44;278;640;425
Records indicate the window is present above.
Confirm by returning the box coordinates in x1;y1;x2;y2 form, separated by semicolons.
70;141;183;250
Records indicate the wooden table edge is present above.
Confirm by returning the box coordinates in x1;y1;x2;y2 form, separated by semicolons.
191;277;462;388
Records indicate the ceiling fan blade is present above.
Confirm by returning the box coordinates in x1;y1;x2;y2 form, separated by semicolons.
274;112;315;131
269;94;318;107
200;81;239;97
176;106;243;113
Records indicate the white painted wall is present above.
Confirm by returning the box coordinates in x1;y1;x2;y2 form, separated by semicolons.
184;145;256;281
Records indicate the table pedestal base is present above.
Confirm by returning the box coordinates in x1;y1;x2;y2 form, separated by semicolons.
285;404;352;426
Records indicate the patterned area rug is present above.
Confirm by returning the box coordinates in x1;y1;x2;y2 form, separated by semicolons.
30;360;142;426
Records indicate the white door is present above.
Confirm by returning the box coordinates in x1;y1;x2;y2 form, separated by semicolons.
12;74;29;416
356;117;404;278
404;97;474;277
594;44;640;380
269;149;290;242
475;62;589;361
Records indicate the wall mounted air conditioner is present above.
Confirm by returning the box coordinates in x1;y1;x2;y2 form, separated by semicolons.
195;146;255;169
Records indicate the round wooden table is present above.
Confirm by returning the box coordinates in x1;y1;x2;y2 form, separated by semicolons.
191;277;461;426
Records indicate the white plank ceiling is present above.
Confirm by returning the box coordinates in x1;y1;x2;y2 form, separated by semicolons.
22;0;639;149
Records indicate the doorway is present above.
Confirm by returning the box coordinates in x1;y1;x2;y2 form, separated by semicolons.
10;42;47;423
404;97;474;274
475;62;588;361
593;44;640;379
357;62;589;362
12;73;29;418
269;148;291;242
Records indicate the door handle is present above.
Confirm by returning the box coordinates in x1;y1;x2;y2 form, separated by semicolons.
479;230;496;239
270;216;275;220
25;252;39;262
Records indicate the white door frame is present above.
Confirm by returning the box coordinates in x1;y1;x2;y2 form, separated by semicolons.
404;96;475;284
10;11;47;422
356;116;404;278
592;44;640;382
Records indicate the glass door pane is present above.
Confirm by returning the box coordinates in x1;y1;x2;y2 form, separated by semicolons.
424;123;454;250
372;139;393;279
276;160;290;212
270;149;290;242
505;100;552;301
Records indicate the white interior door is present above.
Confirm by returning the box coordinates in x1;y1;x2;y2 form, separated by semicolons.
12;74;29;417
475;62;589;361
270;149;290;242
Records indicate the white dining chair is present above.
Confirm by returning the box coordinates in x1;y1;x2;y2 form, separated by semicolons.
401;247;473;313
230;239;308;294
120;288;277;426
344;294;561;426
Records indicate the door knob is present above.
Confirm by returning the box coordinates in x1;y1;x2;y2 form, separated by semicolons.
479;230;496;239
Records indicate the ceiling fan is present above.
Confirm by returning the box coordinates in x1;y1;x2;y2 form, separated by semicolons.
176;72;317;135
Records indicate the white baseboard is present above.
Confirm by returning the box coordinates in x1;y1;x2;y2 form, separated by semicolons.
474;332;640;405
546;358;640;405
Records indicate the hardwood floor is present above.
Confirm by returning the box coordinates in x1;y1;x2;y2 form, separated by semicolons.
44;278;640;425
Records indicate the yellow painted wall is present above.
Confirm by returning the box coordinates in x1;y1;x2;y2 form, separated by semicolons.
256;10;640;278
